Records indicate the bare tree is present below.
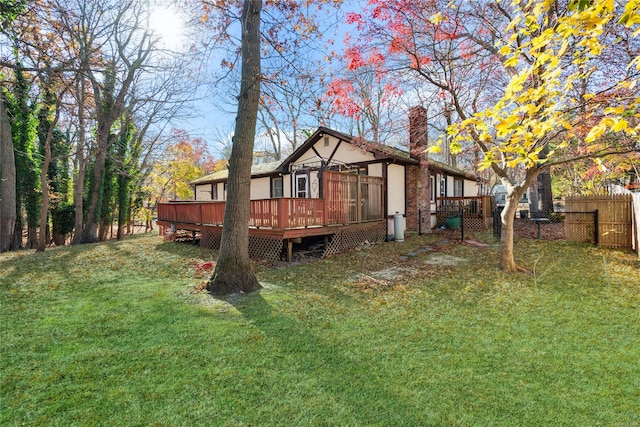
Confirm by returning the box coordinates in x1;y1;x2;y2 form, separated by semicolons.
36;85;63;252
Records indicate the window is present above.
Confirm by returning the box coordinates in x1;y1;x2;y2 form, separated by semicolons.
211;184;218;200
454;179;463;197
271;177;283;198
223;183;227;200
440;176;446;197
324;136;330;147
296;173;308;198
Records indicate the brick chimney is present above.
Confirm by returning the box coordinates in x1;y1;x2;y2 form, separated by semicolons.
409;105;428;158
408;106;431;233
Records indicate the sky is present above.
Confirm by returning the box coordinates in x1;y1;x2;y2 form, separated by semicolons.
146;3;234;154
150;0;354;158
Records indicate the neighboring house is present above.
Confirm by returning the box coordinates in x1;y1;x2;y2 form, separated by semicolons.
493;184;531;217
157;109;490;261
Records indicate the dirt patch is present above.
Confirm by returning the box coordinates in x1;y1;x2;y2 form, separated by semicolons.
423;253;468;266
369;267;416;280
352;267;418;291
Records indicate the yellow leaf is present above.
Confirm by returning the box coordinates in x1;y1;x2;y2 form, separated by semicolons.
601;117;616;128
430;13;443;24
504;55;520;67
604;106;624;115
613;119;628;132
499;45;512;56
585;124;606;143
560;120;573;130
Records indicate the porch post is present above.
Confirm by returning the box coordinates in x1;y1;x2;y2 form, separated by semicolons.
278;198;289;230
356;175;362;223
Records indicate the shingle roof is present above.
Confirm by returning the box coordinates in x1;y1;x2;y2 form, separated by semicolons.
190;161;281;185
366;141;477;180
190;127;478;184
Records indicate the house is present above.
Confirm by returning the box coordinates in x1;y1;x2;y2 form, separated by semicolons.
493;184;532;218
157;108;491;261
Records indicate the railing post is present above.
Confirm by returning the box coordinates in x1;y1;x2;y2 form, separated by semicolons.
322;199;327;226
278;198;288;230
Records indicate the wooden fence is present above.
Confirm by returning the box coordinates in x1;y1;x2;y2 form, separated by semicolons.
435;196;493;230
566;194;634;249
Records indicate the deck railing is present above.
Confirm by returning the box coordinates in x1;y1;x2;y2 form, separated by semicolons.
158;171;386;231
157;196;383;231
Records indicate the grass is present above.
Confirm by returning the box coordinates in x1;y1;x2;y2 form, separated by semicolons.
1;231;639;426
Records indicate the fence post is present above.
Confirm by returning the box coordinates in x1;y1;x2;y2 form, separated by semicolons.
594;209;599;246
493;207;502;239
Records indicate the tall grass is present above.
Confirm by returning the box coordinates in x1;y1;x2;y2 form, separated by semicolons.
2;232;639;426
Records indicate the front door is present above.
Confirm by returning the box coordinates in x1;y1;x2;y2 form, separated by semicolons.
296;173;308;198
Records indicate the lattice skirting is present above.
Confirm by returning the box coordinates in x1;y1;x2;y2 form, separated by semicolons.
200;229;222;250
436;215;488;230
248;235;284;262
323;222;387;258
200;229;283;262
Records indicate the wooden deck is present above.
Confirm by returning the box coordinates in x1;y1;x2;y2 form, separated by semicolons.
156;197;384;237
157;171;387;261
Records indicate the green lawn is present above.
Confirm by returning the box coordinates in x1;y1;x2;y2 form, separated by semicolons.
1;232;639;426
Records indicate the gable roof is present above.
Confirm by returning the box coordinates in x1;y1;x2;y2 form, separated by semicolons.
428;159;478;181
278;127;418;171
190;126;477;185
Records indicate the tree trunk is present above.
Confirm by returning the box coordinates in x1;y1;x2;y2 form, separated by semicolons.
536;145;554;213
71;79;87;245
36;145;51;252
499;195;519;273
27;224;38;248
207;0;262;296
82;148;106;243
71;150;86;245
529;178;540;215
36;92;61;252
498;172;538;273
12;210;22;249
0;92;16;252
537;170;554;212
